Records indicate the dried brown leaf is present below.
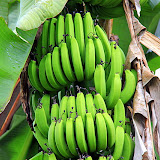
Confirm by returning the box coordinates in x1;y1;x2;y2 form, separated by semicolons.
130;0;141;17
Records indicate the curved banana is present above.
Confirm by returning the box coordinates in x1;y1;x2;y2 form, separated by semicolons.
56;15;65;45
98;156;106;160
48;121;64;158
45;53;62;90
94;93;107;113
52;46;69;86
67;95;77;119
76;91;87;126
85;156;93;160
120;133;132;160
85;93;96;121
75;116;88;154
55;119;73;158
51;102;59;122
35;104;49;138
39;55;56;91
93;36;105;66
66;118;78;156
114;99;125;130
42;20;50;55
33;121;49;152
70;37;84;82
113;126;124;160
103;112;116;148
60;42;76;82
95;24;111;66
48;153;57;160
74;13;85;64
85;113;96;153
29;151;43;160
106;41;123;94
49;18;57;51
94;64;106;99
105;73;121;110
28;60;45;92
85;38;95;81
95;113;107;151
120;69;137;104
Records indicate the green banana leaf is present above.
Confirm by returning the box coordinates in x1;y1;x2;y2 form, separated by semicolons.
0;106;38;160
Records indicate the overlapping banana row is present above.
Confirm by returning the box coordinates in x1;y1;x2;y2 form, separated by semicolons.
30;89;135;160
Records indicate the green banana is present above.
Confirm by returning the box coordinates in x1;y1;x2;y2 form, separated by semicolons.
39;55;56;91
74;12;85;64
70;37;84;82
60;42;76;82
76;91;87;126
28;60;45;92
29;151;43;160
106;155;114;160
94;93;107;113
98;156;106;160
85;38;95;81
48;121;64;158
35;104;49;138
66;118;78;156
42;20;50;55
45;53;62;90
85;113;96;153
75;116;88;154
114;99;125;130
85;93;96;121
44;152;57;160
120;69;137;104
51;101;59;121
55;119;73;158
67;95;77;119
95;24;111;66
56;15;65;45
113;126;124;160
105;73;121;110
31;90;41;112
49;18;57;51
95;113;107;151
52;46;69;86
85;156;93;160
103;112;116;148
94;64;106;99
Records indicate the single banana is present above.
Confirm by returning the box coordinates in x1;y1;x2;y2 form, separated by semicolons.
67;95;77;119
105;73;121;110
52;46;69;86
29;151;43;160
51;101;59;122
76;91;87;126
33;121;49;152
48;153;57;160
35;104;49;138
28;60;45;92
120;133;132;160
74;12;85;64
85;156;93;160
49;18;57;51
56;15;65;45
94;64;106;99
66;118;78;156
85;38;95;81
93;36;105;66
83;12;95;43
131;69;138;83
98;156;106;160
60;42;76;82
70;37;84;82
48;121;64;158
114;99;125;130
85;113;96;153
113;126;124;160
94;93;107;113
75;116;88;154
42;20;50;55
85;93;96;121
95;24;111;66
55;119;73;158
106;41;123;94
102;112;116;148
120;69;137;104
40;94;51;124
39;55;56;91
95;113;107;151
45;52;62;90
